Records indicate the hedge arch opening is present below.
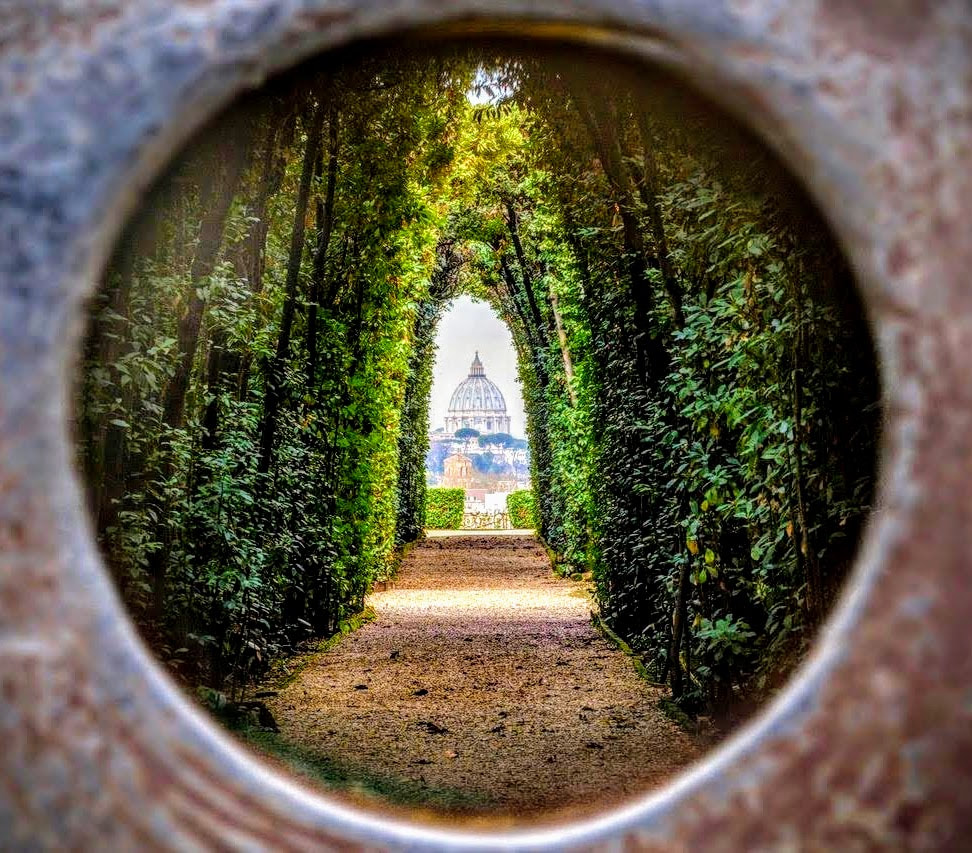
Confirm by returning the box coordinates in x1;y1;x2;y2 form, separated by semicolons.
73;38;881;828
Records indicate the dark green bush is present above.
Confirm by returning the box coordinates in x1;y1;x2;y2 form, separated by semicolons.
506;490;537;529
426;488;465;530
460;58;879;715
77;54;467;696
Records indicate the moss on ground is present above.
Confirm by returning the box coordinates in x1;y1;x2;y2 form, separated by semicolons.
253;607;379;693
591;611;660;685
237;727;494;813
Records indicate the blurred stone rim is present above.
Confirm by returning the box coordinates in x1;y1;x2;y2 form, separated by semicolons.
1;0;970;849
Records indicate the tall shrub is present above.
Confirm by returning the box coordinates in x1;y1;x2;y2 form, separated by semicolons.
425;488;465;530
506;490;537;529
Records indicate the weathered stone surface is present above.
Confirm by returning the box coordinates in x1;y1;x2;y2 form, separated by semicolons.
0;0;970;849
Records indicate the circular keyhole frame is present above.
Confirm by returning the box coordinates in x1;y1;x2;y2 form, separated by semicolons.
1;2;971;850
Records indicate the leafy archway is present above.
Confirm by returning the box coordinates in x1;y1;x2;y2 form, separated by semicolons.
78;42;878;720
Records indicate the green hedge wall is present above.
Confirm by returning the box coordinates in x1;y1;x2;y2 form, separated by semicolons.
506;490;537;529
425;488;465;530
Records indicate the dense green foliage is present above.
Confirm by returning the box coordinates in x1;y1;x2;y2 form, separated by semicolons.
394;242;464;544
425;488;465;530
455;54;879;714
79;56;469;693
79;45;878;717
506;490;537;529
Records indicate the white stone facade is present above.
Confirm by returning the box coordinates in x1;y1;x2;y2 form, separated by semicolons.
445;352;512;435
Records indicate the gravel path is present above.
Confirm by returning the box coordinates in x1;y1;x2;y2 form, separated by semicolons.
263;535;701;824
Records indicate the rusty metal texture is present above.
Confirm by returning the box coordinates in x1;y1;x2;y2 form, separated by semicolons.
1;0;971;849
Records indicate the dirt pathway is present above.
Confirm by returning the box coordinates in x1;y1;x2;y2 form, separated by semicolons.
261;535;701;824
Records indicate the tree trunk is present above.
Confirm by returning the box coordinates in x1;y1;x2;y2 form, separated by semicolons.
85;225;139;525
499;254;549;389
789;273;824;624
204;110;286;448
237;109;292;401
146;112;255;618
161;122;253;433
566;84;670;382
548;287;577;404
505;202;549;336
632;111;684;327
306;105;339;394
257;100;327;477
669;558;691;700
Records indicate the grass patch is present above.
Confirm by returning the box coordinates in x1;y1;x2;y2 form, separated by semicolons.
237;727;494;813
591;611;660;686
259;607;378;692
657;697;699;733
318;607;378;652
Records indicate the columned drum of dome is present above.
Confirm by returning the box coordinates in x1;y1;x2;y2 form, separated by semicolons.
446;352;512;435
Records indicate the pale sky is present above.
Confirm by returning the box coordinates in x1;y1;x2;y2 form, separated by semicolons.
428;295;527;438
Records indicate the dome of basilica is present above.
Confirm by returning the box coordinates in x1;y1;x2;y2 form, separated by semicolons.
446;352;512;435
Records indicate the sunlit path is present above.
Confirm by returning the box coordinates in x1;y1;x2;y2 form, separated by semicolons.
263;536;701;822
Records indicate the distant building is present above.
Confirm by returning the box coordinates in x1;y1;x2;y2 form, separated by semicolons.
442;453;474;489
445;352;512;435
427;351;530;493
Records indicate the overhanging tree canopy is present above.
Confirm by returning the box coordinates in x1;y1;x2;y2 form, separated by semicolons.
78;45;877;715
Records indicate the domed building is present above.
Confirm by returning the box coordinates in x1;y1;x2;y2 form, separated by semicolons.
445;352;512;435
